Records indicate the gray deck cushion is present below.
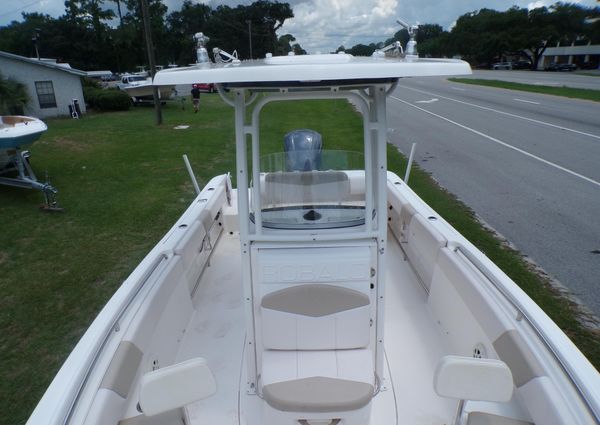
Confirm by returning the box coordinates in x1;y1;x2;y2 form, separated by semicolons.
493;330;543;387
261;284;369;317
101;341;143;398
467;412;533;425
405;214;447;290
262;376;374;412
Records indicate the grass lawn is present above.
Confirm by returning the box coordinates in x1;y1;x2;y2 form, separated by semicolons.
1;94;598;424
448;78;600;102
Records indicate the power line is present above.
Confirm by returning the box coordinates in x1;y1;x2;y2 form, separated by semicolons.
0;0;42;19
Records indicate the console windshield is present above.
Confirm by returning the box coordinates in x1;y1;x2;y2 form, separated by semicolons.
252;150;367;229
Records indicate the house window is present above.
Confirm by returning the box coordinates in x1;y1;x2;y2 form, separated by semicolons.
35;81;57;109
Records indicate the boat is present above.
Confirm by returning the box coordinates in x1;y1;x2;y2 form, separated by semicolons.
0;115;47;148
0;115;59;208
26;31;600;425
117;74;174;104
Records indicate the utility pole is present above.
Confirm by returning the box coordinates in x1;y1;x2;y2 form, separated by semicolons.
32;28;40;60
140;0;162;125
246;20;253;59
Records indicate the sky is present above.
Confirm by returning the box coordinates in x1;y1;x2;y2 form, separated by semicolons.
0;0;598;53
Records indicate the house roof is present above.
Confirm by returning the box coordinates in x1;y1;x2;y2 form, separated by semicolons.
0;50;88;77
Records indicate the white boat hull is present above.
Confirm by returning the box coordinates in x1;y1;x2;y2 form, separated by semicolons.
26;173;600;425
25;51;600;425
120;84;174;99
0;115;47;150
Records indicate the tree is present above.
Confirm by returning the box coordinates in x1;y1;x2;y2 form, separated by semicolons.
165;0;212;65
0;1;302;72
64;0;115;33
0;72;30;115
346;43;378;56
292;43;307;55
450;8;519;66
109;0;124;26
376;23;448;57
121;0;168;67
274;34;305;55
203;1;294;60
449;3;599;69
0;13;56;59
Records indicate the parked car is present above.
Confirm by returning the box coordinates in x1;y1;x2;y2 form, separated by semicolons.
580;62;598;70
544;62;577;72
195;83;216;93
511;60;532;70
492;62;512;70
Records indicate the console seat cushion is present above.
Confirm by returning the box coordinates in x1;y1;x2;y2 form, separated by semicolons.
467;412;533;425
263;376;373;413
261;349;374;413
261;284;371;350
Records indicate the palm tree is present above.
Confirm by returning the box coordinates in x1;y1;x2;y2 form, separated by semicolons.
0;72;30;115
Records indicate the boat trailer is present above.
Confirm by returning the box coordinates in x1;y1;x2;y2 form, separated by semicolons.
0;147;62;211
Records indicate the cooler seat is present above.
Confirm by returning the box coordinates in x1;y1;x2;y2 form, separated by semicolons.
261;349;374;424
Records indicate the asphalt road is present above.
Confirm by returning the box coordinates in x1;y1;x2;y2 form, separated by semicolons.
466;69;600;90
387;76;600;317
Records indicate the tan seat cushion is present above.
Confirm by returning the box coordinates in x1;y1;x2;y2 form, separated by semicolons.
467;412;533;425
263;376;374;413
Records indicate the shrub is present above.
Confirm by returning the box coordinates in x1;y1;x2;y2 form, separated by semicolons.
83;86;101;108
96;90;131;111
84;88;130;111
0;72;30;115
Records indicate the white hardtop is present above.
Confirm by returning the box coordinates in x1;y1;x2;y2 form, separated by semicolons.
152;53;471;87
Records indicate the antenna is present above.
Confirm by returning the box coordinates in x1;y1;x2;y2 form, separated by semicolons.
396;18;419;59
194;32;211;64
32;28;40;60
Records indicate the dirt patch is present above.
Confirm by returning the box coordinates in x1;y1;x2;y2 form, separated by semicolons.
51;137;89;152
0;251;7;265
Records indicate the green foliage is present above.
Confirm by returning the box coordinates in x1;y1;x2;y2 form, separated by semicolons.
96;90;131;111
0;1;301;73
200;1;294;61
341;3;599;67
84;87;131;111
345;43;379;56
0;72;30;115
275;34;307;56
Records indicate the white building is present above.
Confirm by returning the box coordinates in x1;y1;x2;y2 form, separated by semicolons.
0;50;87;118
539;43;600;70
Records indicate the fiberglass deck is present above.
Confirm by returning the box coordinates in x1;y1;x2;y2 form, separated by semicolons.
177;231;454;425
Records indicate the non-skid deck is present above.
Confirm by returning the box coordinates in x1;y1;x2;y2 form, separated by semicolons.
383;235;455;424
178;231;454;425
178;233;246;424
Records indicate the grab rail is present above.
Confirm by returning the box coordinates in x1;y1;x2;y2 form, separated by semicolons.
453;243;600;423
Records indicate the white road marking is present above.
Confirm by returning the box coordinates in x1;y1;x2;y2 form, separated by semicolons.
397;85;600;141
390;95;600;189
451;87;466;91
514;98;540;105
415;98;438;104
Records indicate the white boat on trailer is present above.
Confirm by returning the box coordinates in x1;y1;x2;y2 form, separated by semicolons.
27;39;600;425
117;74;174;105
0;115;60;208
